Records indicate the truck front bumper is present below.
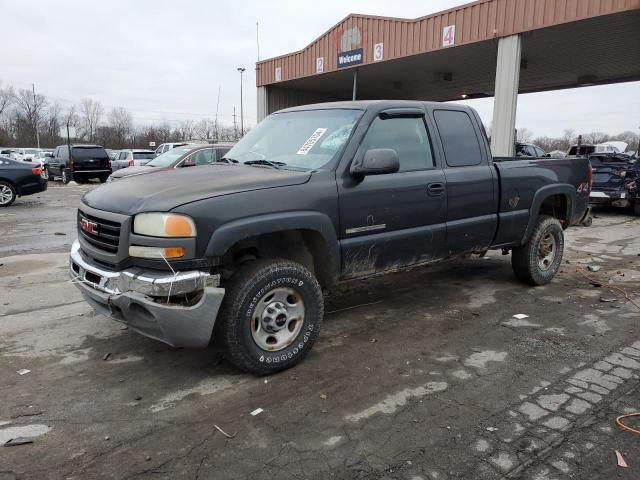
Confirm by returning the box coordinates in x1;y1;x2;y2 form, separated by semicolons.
69;240;224;348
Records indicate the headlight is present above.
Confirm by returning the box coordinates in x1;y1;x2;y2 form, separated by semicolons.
129;246;185;259
133;213;197;237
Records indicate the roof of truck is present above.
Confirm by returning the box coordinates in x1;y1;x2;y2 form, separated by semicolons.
278;100;473;113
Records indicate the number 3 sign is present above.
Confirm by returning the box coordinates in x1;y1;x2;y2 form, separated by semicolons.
442;25;455;47
373;43;384;62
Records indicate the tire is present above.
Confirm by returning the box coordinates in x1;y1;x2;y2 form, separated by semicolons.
0;181;17;207
218;258;324;375
62;168;71;184
633;201;640;217
581;215;593;227
99;175;109;183
511;215;564;286
43;166;51;181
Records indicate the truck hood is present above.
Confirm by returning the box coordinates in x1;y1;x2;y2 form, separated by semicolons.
83;164;312;215
110;165;155;179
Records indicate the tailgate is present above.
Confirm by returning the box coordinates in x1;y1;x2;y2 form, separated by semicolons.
72;147;110;171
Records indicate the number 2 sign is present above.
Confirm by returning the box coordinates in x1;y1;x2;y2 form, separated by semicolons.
442;25;455;47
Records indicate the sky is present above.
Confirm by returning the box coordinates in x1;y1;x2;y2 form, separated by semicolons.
1;0;638;138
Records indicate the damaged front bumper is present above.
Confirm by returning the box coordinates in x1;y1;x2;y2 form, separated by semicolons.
69;240;224;348
589;190;632;207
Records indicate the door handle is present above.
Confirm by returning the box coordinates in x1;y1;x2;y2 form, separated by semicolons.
427;183;445;196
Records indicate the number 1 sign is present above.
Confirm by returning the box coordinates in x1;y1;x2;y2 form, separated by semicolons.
442;25;455;47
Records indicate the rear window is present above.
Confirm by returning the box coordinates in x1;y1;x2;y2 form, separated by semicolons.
433;110;483;167
72;147;108;159
133;152;155;160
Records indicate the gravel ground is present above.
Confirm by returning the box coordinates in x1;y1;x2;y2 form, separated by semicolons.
1;181;639;480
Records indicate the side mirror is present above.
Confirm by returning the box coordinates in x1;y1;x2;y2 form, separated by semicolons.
350;149;400;176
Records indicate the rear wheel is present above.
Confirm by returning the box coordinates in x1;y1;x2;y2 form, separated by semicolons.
218;259;323;375
99;175;109;183
0;181;16;207
62;168;71;184
633;201;640;217
511;215;564;285
43;166;51;181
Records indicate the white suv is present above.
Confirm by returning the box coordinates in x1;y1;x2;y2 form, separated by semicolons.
154;143;188;155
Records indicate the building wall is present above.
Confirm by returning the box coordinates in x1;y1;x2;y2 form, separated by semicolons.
256;0;640;87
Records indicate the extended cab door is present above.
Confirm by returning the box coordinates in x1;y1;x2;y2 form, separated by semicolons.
337;108;447;278
430;108;498;253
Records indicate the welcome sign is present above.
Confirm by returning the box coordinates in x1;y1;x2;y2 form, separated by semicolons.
337;48;363;68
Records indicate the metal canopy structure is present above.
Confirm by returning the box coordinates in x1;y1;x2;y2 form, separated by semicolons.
255;0;640;155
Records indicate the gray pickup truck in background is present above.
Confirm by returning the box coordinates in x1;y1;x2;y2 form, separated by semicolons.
69;101;591;374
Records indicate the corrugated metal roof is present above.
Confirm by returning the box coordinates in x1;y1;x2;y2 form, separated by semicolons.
256;0;640;87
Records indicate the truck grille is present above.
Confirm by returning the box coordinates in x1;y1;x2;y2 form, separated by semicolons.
78;210;121;254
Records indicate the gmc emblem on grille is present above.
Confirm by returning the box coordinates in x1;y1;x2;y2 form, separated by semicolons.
80;218;98;235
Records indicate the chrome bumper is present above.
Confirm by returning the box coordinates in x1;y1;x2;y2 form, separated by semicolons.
69;240;224;348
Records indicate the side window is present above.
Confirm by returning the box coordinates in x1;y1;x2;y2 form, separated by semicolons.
61;146;69;160
192;149;215;166
433;110;483;167
360;116;434;172
535;147;545;157
216;148;230;161
53;147;59;158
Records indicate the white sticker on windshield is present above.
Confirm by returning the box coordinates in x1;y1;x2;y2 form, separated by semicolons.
297;128;327;155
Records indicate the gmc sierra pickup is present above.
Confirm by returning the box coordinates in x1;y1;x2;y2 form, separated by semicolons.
70;101;591;374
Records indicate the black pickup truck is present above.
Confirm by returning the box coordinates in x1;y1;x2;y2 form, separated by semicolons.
69;101;591;374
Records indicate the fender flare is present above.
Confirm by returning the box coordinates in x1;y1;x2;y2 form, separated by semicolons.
205;211;340;275
521;184;576;244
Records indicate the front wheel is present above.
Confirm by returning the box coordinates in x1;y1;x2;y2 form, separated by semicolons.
511;215;564;286
633;201;640;217
218;259;323;375
62;168;71;184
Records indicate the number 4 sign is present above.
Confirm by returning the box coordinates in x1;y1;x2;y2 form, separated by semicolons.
442;25;455;47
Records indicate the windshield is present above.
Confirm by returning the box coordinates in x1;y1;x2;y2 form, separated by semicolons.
133;152;155;160
225;109;363;170
72;147;108;159
146;146;191;167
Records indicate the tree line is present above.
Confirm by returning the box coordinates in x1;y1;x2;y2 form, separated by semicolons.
513;127;638;153
0;82;243;150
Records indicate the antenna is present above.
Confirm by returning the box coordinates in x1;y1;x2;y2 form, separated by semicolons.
256;21;260;61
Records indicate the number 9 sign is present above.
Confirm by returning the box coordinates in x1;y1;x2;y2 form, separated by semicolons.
442;25;455;47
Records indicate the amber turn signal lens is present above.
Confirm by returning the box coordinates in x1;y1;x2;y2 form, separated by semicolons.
165;216;194;237
163;247;185;258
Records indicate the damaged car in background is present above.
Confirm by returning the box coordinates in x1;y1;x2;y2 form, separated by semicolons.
589;151;639;215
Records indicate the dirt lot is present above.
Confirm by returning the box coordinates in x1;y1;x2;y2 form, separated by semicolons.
1;182;639;480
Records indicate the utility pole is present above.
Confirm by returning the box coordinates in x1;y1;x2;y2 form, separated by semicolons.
256;22;260;61
32;84;40;148
237;67;246;137
233;106;237;140
214;85;221;143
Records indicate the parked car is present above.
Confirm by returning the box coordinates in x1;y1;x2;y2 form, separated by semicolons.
11;148;42;162
107;143;233;181
589;152;639;215
0;156;47;206
46;144;111;183
0;148;15;158
113;149;156;168
567;143;619;157
155;142;189;155
515;142;548;157
70;100;591;375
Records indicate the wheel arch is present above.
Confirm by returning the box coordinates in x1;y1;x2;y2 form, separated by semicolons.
206;211;340;288
0;177;20;196
521;185;575;245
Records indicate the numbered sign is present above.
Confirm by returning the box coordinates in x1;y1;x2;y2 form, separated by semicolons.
442;25;456;47
373;42;384;62
275;67;282;82
316;57;324;73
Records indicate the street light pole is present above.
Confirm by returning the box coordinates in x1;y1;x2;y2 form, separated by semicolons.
237;67;246;137
32;83;40;149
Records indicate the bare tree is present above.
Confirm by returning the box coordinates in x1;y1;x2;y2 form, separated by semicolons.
177;120;195;140
107;107;133;147
0;83;14;117
582;131;610;145
516;127;533;143
78;98;103;142
194;118;217;141
12;88;48;145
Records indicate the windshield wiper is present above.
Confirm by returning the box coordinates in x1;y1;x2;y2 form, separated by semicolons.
243;159;286;170
218;157;239;164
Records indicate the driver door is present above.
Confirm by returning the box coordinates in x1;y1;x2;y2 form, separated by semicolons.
337;110;447;278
